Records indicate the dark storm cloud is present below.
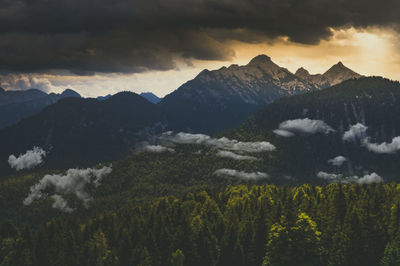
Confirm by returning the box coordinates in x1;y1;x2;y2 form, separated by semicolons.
0;0;399;74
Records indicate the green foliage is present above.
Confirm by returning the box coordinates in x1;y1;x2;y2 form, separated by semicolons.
0;144;268;226
170;249;184;266
381;235;400;266
263;213;321;266
1;183;400;265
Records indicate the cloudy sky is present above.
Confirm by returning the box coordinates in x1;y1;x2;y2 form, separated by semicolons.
1;0;400;97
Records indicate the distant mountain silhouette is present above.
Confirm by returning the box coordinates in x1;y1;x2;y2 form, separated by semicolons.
0;88;81;128
0;92;170;172
140;92;161;104
96;94;112;101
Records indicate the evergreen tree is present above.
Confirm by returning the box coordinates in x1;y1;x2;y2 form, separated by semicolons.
381;235;400;266
170;249;184;266
263;213;322;266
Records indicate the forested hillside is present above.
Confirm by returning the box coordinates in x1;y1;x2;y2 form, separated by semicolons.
229;77;400;180
1;183;400;266
0;143;274;226
0;91;170;174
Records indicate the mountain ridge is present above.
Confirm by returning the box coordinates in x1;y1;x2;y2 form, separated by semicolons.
160;54;361;133
0;55;365;173
230;76;400;180
140;92;161;104
0;88;81;128
0;91;170;173
295;61;362;88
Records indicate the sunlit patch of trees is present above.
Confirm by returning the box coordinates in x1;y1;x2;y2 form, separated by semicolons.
2;183;400;265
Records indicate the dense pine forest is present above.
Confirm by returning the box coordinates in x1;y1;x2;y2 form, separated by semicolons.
2;183;400;266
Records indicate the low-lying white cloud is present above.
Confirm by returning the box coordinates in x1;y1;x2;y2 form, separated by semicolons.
272;129;295;138
363;136;400;154
143;144;175;153
23;166;112;212
342;123;400;154
214;168;268;180
351;173;383;184
317;171;343;181
8;147;46;171
161;132;276;153
343;123;368;142
273;118;335;137
50;194;75;213
328;156;347;166
216;150;258;161
317;171;383;184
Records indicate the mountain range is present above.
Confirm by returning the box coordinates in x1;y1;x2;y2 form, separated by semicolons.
0;88;164;129
0;88;81;129
0;92;169;172
160;55;361;132
0;54;363;172
2;57;400;255
2;76;399;226
295;61;362;88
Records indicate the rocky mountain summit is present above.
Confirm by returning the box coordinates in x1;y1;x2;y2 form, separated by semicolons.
160;54;361;132
295;61;362;88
